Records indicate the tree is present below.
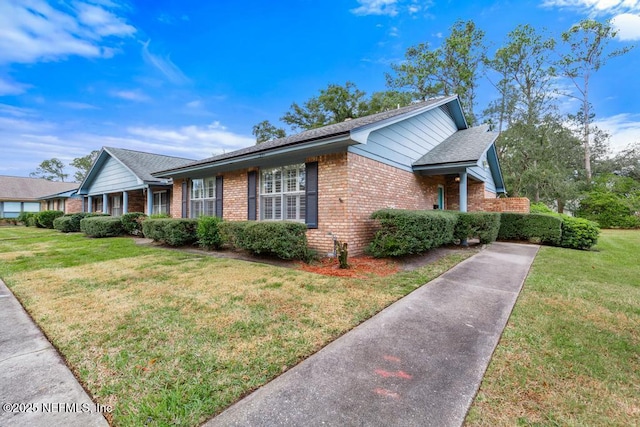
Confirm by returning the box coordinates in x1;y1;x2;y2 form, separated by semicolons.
280;81;368;131
360;90;413;115
70;150;99;182
484;24;556;131
30;158;68;182
556;19;633;181
386;20;486;125
252;120;286;144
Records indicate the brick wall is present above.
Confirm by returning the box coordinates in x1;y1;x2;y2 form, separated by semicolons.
127;190;146;214
65;198;83;214
483;197;530;213
171;179;184;218
223;170;250;221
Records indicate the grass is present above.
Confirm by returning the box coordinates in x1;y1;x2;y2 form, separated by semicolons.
0;227;475;427
465;230;640;426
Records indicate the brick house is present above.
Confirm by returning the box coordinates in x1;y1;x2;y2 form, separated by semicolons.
0;176;79;218
155;95;526;255
40;188;83;214
77;147;195;216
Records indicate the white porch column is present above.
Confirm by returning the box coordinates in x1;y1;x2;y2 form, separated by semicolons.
87;196;93;213
123;191;128;214
459;170;468;213
102;194;108;214
146;188;153;215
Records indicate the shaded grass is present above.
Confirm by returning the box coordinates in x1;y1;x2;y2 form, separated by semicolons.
465;230;640;426
0;227;474;426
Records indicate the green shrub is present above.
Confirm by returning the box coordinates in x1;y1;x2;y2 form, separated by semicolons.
121;212;147;236
54;212;105;233
17;212;37;227
368;209;458;257
36;210;64;229
149;213;171;219
197;216;223;250
559;216;600;250
498;213;563;245
80;216;124;238
142;218;198;246
576;192;640;229
219;221;251;249
237;221;309;260
454;212;501;244
530;202;554;214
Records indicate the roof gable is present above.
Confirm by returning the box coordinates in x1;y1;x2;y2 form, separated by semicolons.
413;125;498;167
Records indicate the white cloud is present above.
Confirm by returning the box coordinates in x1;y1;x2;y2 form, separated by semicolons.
186;100;203;108
0;77;31;95
110;89;151;102
59;101;99;110
351;0;399;16
594;113;640;151
611;12;640;39
0;0;135;65
141;40;190;85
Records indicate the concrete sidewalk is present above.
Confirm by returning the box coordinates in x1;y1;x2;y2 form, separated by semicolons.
205;242;539;427
0;279;108;427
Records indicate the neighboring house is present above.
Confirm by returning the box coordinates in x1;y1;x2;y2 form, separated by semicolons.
154;95;528;255
0;176;78;218
77;147;195;216
40;188;83;214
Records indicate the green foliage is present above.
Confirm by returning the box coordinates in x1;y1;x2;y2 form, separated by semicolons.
197;216;223;250
36;210;64;229
530;202;554;214
238;222;309;260
252;120;286;144
29;158;68;181
368;209;458;257
17;212;37;227
498;213;563;245
80;216;124;238
576;175;640;229
149;213;171;219
121;212;147;236
454;212;501;244
142;218;198;246
219;221;251;249
559;216;600;250
53;213;105;233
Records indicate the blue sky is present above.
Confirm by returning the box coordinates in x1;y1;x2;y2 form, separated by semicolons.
1;0;639;179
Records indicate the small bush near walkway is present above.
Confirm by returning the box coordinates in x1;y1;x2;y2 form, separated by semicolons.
36;210;64;229
560;216;600;250
454;212;501;244
80;216;124;238
142;218;199;246
54;213;107;233
368;209;458;257
498;213;563;246
17;212;38;227
121;212;147;236
197;216;223;250
239;221;309;260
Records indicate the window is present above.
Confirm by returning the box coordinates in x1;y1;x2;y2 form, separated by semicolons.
153;191;169;215
111;196;122;216
191;177;216;217
260;164;306;221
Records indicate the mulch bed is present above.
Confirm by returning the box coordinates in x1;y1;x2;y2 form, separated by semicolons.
298;256;400;278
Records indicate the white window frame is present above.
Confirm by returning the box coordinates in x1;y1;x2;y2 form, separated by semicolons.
260;164;306;222
153;191;169;215
190;177;216;218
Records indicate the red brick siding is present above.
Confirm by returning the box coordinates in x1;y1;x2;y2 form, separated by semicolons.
126;190;146;214
65;198;83;214
483;197;530;213
223;170;249;221
171;180;184;218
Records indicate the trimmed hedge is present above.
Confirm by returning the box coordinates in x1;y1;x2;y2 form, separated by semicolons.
219;221;250;249
560;216;600;250
80;216;124;238
121;212;147;236
142;218;199;246
36;210;64;229
454;212;501;244
368;209;458;257
498;213;563;246
54;213;106;233
17;212;38;227
239;221;309;260
197;216;223;250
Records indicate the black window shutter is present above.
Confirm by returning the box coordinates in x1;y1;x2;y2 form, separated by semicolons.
305;162;318;229
247;171;257;220
181;180;188;218
215;176;224;218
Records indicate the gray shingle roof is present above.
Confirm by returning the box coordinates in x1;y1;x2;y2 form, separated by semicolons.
155;96;457;174
413;125;498;167
104;147;195;182
0;176;78;201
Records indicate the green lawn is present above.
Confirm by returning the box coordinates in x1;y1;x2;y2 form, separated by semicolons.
466;229;640;426
0;227;474;427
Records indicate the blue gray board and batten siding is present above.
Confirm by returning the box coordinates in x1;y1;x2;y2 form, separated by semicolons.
85;156;142;195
